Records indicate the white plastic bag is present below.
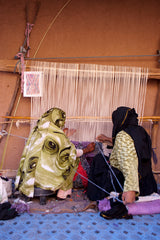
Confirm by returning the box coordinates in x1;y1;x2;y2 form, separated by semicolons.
0;177;8;203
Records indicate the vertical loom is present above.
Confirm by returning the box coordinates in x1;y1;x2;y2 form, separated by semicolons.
29;61;148;142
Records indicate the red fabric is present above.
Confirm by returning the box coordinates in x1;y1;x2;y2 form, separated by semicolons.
73;162;88;188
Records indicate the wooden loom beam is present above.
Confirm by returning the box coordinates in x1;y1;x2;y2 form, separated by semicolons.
1;115;160;122
0;59;160;79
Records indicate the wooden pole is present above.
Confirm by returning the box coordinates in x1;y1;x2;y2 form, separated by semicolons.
0;59;160;79
1;115;160;121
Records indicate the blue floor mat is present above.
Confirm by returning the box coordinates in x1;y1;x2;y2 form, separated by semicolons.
0;212;160;240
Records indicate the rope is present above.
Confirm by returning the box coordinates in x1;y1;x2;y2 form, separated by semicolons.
8;133;27;141
13;0;72;91
25;23;34;57
0;130;28;141
33;0;72;58
96;142;124;191
74;141;124;203
75;170;110;195
109;171;118;193
74;169;123;203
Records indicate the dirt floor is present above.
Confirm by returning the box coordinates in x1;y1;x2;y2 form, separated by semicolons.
10;189;98;215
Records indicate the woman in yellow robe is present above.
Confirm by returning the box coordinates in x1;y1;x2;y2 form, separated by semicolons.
15;108;79;201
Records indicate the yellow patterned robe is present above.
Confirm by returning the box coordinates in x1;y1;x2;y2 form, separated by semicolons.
109;130;139;194
15;108;79;198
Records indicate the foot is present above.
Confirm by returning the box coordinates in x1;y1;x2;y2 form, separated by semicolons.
57;189;72;200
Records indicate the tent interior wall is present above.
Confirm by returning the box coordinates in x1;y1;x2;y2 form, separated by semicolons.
0;0;160;184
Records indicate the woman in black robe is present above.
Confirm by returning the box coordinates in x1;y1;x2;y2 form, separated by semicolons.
87;106;157;202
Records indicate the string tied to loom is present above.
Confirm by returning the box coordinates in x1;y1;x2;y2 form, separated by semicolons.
74;168;123;204
25;23;34;57
96;141;124;192
0;130;8;140
14;21;34;92
74;141;124;204
0;130;28;142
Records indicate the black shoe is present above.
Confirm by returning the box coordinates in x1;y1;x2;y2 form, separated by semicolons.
100;209;133;220
100;197;133;220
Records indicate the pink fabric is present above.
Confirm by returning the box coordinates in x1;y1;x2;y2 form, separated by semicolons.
98;198;160;215
127;199;160;215
98;198;111;212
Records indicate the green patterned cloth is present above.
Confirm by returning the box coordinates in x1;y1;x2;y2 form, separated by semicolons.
110;130;139;194
15;108;79;198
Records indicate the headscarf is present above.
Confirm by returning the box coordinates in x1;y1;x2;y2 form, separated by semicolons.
37;107;66;128
112;106;138;144
111;106;151;161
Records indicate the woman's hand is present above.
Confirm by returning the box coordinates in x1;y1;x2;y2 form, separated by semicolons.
83;142;95;154
96;134;112;144
63;128;76;137
122;191;136;205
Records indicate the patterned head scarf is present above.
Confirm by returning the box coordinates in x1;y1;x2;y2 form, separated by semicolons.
38;107;66;128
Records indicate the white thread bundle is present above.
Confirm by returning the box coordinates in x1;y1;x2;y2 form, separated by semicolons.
30;61;148;141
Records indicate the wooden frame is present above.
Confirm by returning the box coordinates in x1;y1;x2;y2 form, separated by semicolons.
0;59;160;79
